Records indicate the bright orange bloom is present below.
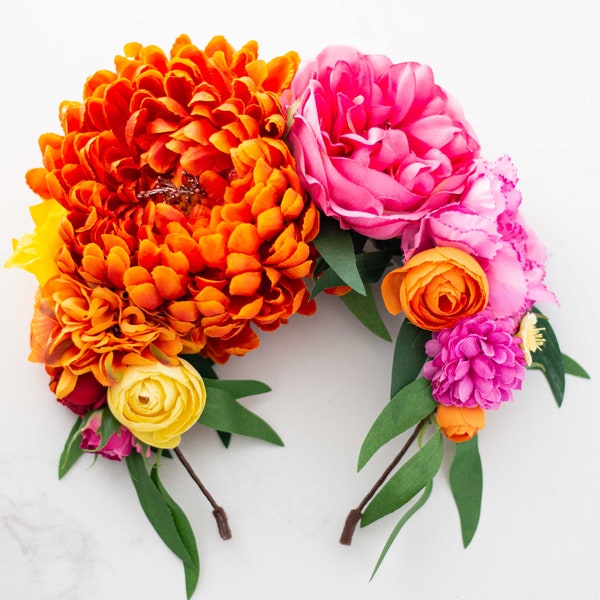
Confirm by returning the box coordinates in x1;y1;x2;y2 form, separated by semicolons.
381;247;488;331
26;35;318;364
435;404;486;442
31;274;182;397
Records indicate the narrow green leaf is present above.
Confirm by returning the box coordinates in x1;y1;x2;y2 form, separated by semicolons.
562;353;590;379
200;387;284;446
530;308;565;406
370;481;433;580
217;431;232;447
58;417;84;479
358;378;436;470
312;216;365;295
126;453;193;566
391;319;431;397
95;409;122;450
449;435;483;547
357;404;397;471
150;464;200;599
340;285;391;341
389;378;437;432
361;430;443;526
202;378;271;399
311;250;393;298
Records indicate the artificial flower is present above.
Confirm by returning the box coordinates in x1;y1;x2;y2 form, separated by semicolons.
4;199;67;285
287;46;480;239
55;371;107;416
24;35;318;365
403;156;556;321
435;404;485;442
80;409;137;460
30;274;182;397
516;311;545;366
106;358;206;449
381;246;489;331
423;311;527;409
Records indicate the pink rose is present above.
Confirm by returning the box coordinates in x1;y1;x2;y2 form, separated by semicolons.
80;410;138;461
287;46;480;239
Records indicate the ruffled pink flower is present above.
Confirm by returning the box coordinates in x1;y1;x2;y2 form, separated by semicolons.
423;312;526;410
287;46;480;239
80;410;137;461
404;156;557;321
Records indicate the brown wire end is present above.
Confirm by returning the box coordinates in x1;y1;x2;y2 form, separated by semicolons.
212;506;232;540
339;508;363;546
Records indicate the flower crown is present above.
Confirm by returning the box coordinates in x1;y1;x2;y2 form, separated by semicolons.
6;34;588;598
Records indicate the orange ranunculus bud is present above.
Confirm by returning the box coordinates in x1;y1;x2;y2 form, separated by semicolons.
436;404;485;443
381;246;488;331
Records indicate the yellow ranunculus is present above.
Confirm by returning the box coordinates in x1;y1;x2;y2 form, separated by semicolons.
5;199;67;285
107;359;206;449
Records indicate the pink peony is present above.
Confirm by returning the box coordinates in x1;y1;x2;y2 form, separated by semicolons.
287;46;480;240
423;311;526;410
80;410;137;461
404;156;557;321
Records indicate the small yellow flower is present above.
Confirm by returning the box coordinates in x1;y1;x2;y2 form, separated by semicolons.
5;199;67;285
107;359;206;449
517;312;545;366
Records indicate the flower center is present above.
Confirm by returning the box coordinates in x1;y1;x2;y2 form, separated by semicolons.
137;172;206;215
517;312;545;365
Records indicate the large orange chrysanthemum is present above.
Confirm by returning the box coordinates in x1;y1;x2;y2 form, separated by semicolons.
26;35;319;370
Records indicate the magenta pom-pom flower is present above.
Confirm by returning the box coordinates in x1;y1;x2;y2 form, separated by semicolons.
423;311;527;409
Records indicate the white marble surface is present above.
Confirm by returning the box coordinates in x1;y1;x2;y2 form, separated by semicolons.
1;2;599;599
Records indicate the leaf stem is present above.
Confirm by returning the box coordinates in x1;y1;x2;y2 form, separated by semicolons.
174;447;232;540
339;418;427;546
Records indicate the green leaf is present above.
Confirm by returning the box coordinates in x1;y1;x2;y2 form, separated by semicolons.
562;353;590;379
449;435;483;548
126;453;194;567
150;463;200;599
361;429;443;526
180;354;218;379
370;481;433;580
310;250;393;299
340;285;391;341
58;417;84;479
200;387;283;446
390;319;432;397
95;409;122;451
530;308;566;406
217;431;232;447
358;378;436;470
312;216;365;296
202;378;271;399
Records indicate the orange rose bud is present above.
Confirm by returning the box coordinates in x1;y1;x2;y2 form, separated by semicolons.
381;246;489;331
436;404;485;443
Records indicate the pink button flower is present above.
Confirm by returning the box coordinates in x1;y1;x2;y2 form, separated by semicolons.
287;46;480;239
423;311;527;410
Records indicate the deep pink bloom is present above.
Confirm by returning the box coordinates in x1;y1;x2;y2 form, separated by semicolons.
423;312;526;410
287;46;480;239
404;156;557;321
57;372;106;416
80;410;136;461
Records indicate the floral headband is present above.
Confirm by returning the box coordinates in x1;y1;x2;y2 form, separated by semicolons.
6;34;588;598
